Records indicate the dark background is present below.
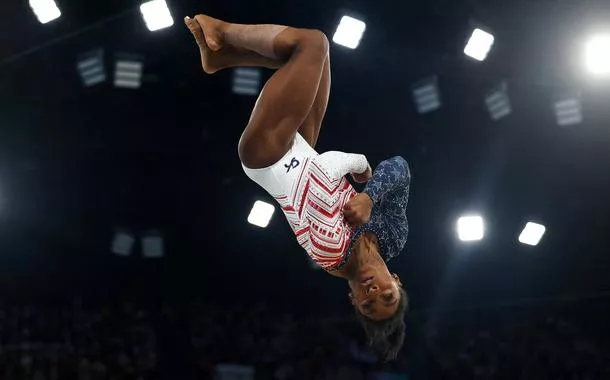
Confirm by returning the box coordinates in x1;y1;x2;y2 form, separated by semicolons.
0;0;610;313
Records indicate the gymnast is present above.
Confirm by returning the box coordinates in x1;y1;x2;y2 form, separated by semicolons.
185;14;411;361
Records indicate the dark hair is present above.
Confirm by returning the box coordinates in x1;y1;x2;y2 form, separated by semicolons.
354;287;408;362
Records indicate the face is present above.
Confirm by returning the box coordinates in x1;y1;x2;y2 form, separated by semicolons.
349;272;402;321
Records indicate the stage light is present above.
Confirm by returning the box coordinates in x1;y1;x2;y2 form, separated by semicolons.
485;81;511;121
332;15;366;49
77;49;106;87
585;35;610;74
464;28;495;62
412;76;441;114
111;230;135;256
232;68;261;96
518;222;546;246
554;94;582;127
29;0;61;24
457;215;484;242
142;231;164;258
114;56;144;89
247;201;275;228
140;0;174;32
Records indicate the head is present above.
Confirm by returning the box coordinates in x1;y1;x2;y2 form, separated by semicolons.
349;273;408;362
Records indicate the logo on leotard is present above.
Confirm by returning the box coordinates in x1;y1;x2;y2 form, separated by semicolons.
284;157;300;173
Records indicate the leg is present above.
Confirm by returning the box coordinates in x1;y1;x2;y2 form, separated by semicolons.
186;16;330;148
191;15;329;169
185;17;283;72
297;54;330;148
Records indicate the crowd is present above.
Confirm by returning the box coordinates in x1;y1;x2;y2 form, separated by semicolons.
0;299;157;379
418;301;610;379
0;296;609;379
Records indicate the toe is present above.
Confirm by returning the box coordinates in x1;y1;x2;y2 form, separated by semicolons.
184;16;195;30
194;15;221;51
185;17;206;46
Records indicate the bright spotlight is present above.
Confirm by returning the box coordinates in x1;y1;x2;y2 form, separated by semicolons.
464;28;495;62
518;222;546;246
332;16;366;49
247;201;275;228
585;35;610;74
457;215;484;242
29;0;61;24
140;0;174;32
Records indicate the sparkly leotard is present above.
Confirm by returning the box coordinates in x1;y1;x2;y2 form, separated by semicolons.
243;134;411;270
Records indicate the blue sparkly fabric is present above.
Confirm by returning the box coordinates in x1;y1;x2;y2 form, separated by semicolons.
336;156;411;268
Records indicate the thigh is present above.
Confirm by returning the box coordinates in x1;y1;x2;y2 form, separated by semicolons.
238;30;328;169
297;53;330;149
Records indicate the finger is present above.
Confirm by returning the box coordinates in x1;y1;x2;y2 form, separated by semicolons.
353;213;365;223
348;215;364;227
343;211;357;224
343;209;356;219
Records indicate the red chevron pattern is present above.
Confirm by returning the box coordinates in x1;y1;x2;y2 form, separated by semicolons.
273;158;357;270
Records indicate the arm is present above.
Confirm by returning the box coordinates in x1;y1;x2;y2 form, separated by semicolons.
313;151;370;179
357;156;411;261
363;156;411;205
343;156;410;229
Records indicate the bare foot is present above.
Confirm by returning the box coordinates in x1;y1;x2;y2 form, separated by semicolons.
193;14;225;51
184;16;225;74
185;15;283;73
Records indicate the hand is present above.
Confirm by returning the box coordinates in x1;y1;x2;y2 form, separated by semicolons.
351;165;372;184
343;193;373;227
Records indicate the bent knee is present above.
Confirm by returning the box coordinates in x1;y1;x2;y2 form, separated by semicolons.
298;29;329;56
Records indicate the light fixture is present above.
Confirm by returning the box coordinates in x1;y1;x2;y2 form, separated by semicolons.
114;55;144;89
77;49;106;87
332;15;366;49
585;35;610;74
457;215;484;242
464;28;495;62
485;81;511;121
29;0;61;24
140;0;174;32
142;230;164;258
247;201;275;228
111;229;135;256
554;94;582;127
412;76;441;114
233;68;262;96
518;222;546;246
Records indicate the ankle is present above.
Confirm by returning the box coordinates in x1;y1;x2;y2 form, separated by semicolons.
215;20;229;41
223;24;288;60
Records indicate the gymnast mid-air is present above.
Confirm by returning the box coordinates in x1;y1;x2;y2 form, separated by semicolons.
185;14;411;361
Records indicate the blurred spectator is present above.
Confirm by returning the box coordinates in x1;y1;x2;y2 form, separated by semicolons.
0;296;609;379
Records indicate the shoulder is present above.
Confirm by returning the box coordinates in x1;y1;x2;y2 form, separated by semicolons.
310;151;346;174
380;156;410;174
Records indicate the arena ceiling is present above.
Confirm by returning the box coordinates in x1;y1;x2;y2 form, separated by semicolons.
0;0;609;308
